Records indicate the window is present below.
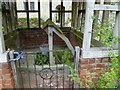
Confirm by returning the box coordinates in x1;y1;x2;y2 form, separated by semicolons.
30;2;34;10
17;1;41;29
50;0;72;27
23;2;27;10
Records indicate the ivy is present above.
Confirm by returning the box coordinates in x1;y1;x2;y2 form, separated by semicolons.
93;17;120;88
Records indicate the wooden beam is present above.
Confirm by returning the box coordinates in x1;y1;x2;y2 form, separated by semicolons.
48;26;54;65
26;1;29;28
113;11;120;48
82;49;118;58
114;2;120;48
118;1;120;52
94;4;119;11
17;10;39;12
10;2;15;31
82;0;95;50
0;1;8;63
72;2;79;29
53;27;75;56
74;46;80;88
38;0;41;28
49;1;52;20
0;1;5;53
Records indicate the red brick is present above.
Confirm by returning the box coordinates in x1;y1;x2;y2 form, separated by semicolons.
2;63;10;67
0;84;3;89
2;69;11;74
88;59;95;64
81;64;95;69
3;78;14;85
80;58;89;64
95;58;101;63
0;79;2;84
92;78;98;84
96;64;106;68
89;68;104;73
87;64;96;69
0;69;2;76
94;73;102;77
3;73;12;80
102;58;110;63
3;84;15;88
20;30;70;48
2;63;11;69
78;69;88;75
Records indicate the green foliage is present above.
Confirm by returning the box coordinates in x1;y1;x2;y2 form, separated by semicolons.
17;18;45;28
93;18;115;46
54;49;71;65
61;49;71;66
93;17;120;88
18;18;27;28
96;54;118;88
42;19;64;34
61;49;83;88
34;49;71;65
68;66;83;88
34;53;49;65
2;26;4;33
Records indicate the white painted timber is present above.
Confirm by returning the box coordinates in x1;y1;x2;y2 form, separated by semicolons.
53;28;75;55
113;11;120;48
82;0;95;50
0;52;9;63
48;26;54;65
74;46;80;70
0;1;8;63
74;46;80;88
82;49;118;58
0;1;5;53
94;4;119;11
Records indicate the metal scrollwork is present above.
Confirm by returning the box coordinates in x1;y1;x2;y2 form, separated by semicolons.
39;68;53;79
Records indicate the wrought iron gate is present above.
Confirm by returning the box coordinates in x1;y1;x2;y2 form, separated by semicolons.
14;48;79;89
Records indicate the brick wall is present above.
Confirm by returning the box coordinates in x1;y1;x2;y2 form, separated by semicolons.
19;29;48;48
78;58;110;87
0;63;15;89
69;31;82;48
19;29;70;49
4;28;82;49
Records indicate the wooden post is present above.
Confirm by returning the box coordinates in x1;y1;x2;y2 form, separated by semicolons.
77;2;83;30
52;27;74;55
74;46;80;88
74;46;80;72
82;0;95;50
48;26;54;65
118;2;120;77
80;2;86;32
92;1;100;39
72;1;79;29
0;1;5;54
9;50;19;88
0;1;16;88
102;1;111;23
114;1;120;48
9;2;15;31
